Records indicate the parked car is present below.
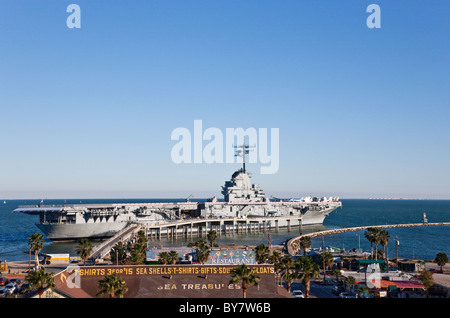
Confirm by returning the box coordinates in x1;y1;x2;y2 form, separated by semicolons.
333;285;345;295
9;278;21;285
18;283;31;294
0;288;5;297
291;290;305;298
0;277;9;286
5;283;17;295
339;292;355;298
428;268;440;274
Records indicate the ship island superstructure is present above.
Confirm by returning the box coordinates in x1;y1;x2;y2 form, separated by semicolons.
14;144;341;241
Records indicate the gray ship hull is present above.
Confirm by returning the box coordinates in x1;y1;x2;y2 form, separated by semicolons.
301;206;336;225
36;222;129;241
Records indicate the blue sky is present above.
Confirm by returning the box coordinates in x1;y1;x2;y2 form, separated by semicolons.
0;1;449;199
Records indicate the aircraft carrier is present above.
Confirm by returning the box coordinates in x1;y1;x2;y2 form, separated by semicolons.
14;146;341;241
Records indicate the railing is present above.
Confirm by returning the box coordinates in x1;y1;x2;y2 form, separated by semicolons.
17;200;342;209
89;223;142;260
18;204;68;208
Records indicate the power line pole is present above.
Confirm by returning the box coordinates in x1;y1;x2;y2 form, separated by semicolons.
364;253;367;287
322;235;326;283
395;235;399;270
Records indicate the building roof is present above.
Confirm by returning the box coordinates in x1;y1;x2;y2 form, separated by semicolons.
356;280;425;290
373;280;425;289
356;259;386;264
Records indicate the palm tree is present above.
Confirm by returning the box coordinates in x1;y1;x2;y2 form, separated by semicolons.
279;255;296;292
196;245;211;264
28;233;44;270
345;276;356;295
299;236;312;256
365;228;381;259
110;241;127;265
254;244;270;264
320;251;334;283
206;230;218;248
373;228;382;260
378;230;390;265
116;230;147;265
295;256;320;298
136;230;148;246
229;264;260;299
364;228;375;258
28;233;44;271
26;267;55;298
158;252;171;265
169;250;179;264
332;268;341;283
268;250;281;264
379;230;390;255
418;269;434;290
76;238;93;266
268;251;283;286
281;255;295;269
435;252;448;273
189;238;211;264
130;242;146;264
96;273;128;298
281;267;298;293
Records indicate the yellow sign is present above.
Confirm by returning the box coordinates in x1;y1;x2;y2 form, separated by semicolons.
156;283;241;291
79;265;274;277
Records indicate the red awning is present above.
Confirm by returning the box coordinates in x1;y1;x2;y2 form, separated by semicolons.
391;281;425;289
357;280;425;289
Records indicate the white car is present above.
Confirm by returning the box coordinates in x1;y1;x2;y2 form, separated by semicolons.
5;283;17;295
291;290;305;298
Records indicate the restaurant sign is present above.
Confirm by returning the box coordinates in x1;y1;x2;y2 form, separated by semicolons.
146;248;255;265
207;250;255;265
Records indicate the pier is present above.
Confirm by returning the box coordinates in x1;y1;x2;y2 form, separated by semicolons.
286;222;450;256
89;216;303;261
143;216;303;240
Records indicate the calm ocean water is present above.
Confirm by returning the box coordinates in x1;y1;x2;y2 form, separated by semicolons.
0;199;449;262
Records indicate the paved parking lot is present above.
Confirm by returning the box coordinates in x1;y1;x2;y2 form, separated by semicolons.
287;279;339;298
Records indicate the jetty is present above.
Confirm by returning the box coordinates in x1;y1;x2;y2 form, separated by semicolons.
287;222;450;256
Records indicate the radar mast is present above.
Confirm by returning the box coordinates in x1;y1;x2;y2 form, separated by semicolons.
233;137;255;173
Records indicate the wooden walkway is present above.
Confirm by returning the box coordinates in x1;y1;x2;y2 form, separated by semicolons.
286;222;450;256
89;224;143;260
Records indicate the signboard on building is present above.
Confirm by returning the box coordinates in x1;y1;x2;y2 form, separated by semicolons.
77;265;274;277
146;248;195;262
55;264;277;298
146;248;255;264
206;250;255;265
